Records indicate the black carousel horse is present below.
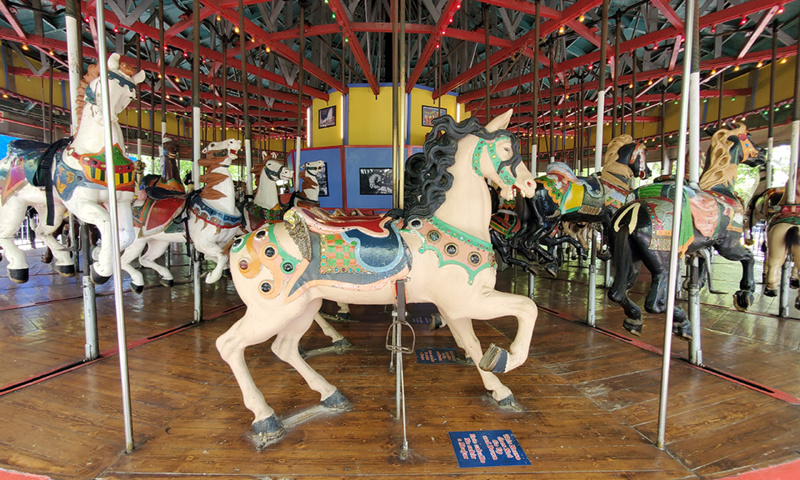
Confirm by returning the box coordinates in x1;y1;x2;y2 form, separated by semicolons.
607;124;765;338
491;135;649;275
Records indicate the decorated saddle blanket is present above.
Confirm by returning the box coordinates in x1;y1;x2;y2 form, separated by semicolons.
231;218;411;302
133;196;186;236
187;193;242;231
54;144;135;201
490;212;519;239
0;140;68;203
245;202;285;230
291;206;394;237
768;205;800;229
537;170;611;217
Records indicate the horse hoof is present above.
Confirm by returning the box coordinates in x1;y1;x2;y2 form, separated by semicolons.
332;338;352;352
497;393;516;408
791;278;800;289
544;263;558;278
55;264;76;277
429;312;445;331
764;287;778;297
41;253;53;264
90;266;111;285
321;389;351;411
251;415;285;445
131;283;144;294
795;297;800;310
733;291;753;312
223;268;232;279
8;268;29;284
672;321;692;340
622;319;642;337
160;279;174;287
334;312;351;322
479;344;508;373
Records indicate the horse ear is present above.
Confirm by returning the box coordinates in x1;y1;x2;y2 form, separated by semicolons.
108;53;120;71
485;109;513;133
132;70;146;85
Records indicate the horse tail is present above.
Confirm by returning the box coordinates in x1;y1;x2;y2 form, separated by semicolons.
608;204;637;304
785;225;800;249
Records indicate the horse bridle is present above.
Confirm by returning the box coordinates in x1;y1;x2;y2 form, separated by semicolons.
265;163;286;182
84;71;136;107
471;136;517;186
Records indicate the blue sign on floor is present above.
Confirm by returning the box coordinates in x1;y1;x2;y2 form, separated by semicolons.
448;430;531;468
416;347;459;364
408;316;430;325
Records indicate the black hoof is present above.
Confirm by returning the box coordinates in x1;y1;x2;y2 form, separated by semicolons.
764;287;778;297
41;252;53;264
479;344;508;373
334;312;351;322
252;415;285;444
90;266;111;285
332;338;352;352
673;320;692;340
497;393;516;407
223;268;232;279
544;263;558;278
160;278;174;287
321;389;351;411
795;297;800;310
791;278;800;289
55;264;76;277
733;291;753;312
8;268;29;284
429;312;445;331
622;318;642;336
131;283;144;294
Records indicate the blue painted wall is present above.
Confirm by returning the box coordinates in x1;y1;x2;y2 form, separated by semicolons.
293;147;344;209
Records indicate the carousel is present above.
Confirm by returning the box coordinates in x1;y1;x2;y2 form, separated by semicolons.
0;1;799;478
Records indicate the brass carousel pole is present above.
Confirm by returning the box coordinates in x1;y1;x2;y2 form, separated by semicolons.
191;0;203;323
295;2;306;188
531;0;540;172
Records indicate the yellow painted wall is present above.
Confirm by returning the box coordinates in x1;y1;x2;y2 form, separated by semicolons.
346;86;393;146
312;91;345;147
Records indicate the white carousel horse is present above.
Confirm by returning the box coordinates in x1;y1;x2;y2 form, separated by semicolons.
0;54;145;284
120;139;243;291
291;159;326;206
763;173;800;304
216;110;538;445
242;158;293;232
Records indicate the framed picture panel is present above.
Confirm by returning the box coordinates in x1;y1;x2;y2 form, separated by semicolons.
422;106;447;126
319;106;336;128
359;167;393;195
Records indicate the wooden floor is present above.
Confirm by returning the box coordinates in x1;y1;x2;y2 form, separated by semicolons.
0;245;799;479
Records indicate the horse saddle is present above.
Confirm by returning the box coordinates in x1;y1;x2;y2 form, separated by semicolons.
291;206;394;237
133;195;186;236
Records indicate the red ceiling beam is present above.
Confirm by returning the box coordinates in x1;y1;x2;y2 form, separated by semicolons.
327;0;380;95
165;7;214;40
437;0;603;98
650;0;684;30
406;0;462;94
737;6;779;59
0;0;27;40
206;0;346;95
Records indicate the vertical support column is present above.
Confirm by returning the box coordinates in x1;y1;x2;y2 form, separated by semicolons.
94;1;134;454
766;22;778;187
483;3;491;120
391;0;406;210
588;0;609;327
81;224;98;360
630;53;636;140
531;1;540;171
296;2;306;188
657;0;696;451
611;12;620;138
159;0;166;142
192;0;203;323
781;20;800;318
239;0;252;197
549;40;555;163
222;40;227;139
661;87;668;174
686;0;702;363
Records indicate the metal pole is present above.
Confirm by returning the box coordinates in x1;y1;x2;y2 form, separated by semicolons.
688;0;700;187
657;0;695;451
612;12;620;137
688;257;702;365
484;3;491;119
65;0;81;132
296;2;306;187
531;1;539;170
94;3;133;453
159;0;166;142
630;52;636;140
391;0;406;209
766;22;778;187
549;40;555;163
661;87;668;173
192;0;203;323
588;0;609;327
398;0;406;208
781;19;800;318
81;223;98;360
222;40;227;139
239;0;253;197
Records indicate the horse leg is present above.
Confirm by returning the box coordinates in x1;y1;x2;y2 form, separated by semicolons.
120;236;148;293
443;315;514;404
271;300;350;409
139;239;174;287
216;305;305;442
198;240;229;284
71;201;114;283
34;204;74;277
764;224;789;297
335;302;351;321
716;241;755;311
0;199;31;282
311;313;351;349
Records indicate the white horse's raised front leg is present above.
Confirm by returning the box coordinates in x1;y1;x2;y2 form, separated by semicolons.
0;199;30;282
120;236;148;292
